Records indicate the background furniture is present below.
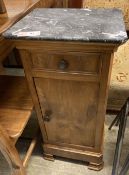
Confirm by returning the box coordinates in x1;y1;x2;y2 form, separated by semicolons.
4;8;127;171
83;0;129;111
63;0;82;8
109;97;129;175
0;0;6;13
39;0;61;7
0;0;56;70
0;0;41;73
0;75;35;175
0;0;40;34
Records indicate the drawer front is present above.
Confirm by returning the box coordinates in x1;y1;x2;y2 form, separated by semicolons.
31;53;102;74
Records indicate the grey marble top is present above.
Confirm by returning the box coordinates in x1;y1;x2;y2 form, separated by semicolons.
3;8;128;43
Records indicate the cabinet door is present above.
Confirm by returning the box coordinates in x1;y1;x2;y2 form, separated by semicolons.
34;78;100;148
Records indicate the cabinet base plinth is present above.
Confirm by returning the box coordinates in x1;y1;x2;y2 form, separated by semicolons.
43;153;54;161
88;162;104;171
43;143;103;171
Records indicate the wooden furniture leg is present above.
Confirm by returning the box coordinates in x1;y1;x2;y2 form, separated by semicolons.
88;162;104;171
43;153;54;161
0;0;7;13
0;125;25;175
23;137;37;167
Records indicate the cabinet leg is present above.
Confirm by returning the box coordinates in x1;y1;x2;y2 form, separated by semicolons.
43;153;55;161
88;161;104;171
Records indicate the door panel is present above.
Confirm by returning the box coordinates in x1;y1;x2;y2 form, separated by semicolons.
35;78;99;148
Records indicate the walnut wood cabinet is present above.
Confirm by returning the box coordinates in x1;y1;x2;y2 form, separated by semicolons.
3;7;127;171
14;40;117;171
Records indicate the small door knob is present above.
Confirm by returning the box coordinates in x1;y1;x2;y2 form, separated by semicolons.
58;59;68;70
43;110;52;122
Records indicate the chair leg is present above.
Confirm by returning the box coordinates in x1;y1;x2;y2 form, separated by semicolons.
23;129;40;168
108;114;120;130
12;167;25;175
0;0;7;13
111;99;129;175
109;105;124;130
115;116;121;127
119;154;129;175
23;137;37;168
0;125;26;175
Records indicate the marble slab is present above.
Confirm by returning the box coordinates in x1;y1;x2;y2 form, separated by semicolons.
3;8;128;43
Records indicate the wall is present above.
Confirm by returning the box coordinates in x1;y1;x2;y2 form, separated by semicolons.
83;0;129;30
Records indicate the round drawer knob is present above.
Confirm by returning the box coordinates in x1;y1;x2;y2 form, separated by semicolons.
58;59;69;70
43;110;52;122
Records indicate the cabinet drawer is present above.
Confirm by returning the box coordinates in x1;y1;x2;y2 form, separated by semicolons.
31;53;102;74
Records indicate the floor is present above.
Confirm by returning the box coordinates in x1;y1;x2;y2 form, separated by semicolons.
0;114;129;175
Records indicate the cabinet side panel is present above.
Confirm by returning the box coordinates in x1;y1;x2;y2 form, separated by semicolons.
95;53;113;151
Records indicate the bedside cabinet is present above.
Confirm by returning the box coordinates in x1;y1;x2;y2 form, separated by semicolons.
3;8;127;170
21;42;112;171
